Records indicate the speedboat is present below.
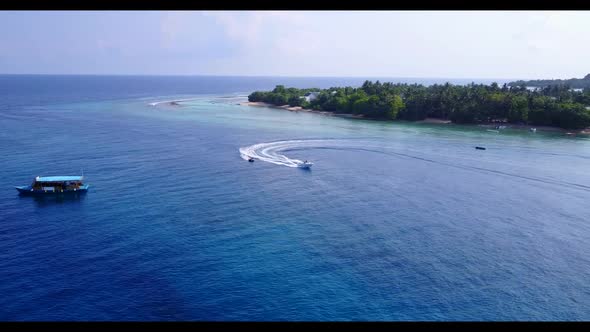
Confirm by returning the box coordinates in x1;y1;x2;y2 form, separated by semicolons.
16;175;89;195
297;160;313;169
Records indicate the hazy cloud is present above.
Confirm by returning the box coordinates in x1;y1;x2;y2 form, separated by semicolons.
0;11;587;79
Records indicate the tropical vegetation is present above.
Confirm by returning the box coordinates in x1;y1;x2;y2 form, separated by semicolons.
248;81;590;129
509;74;590;90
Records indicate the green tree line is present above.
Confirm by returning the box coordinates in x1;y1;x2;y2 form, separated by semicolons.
509;73;590;89
248;81;590;129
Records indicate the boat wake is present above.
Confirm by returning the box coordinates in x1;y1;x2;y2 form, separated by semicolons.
239;139;590;192
239;138;384;168
239;139;331;168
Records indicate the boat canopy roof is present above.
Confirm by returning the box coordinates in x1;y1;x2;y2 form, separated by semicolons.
35;176;83;182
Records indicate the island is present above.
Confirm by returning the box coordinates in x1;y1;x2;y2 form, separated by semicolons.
247;80;590;131
508;74;590;90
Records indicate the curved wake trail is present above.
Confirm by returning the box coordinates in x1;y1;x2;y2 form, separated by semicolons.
239;139;333;168
239;139;590;192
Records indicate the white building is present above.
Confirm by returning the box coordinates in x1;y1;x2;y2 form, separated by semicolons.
303;92;319;102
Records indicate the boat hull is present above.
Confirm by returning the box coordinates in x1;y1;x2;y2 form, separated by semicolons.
16;185;89;196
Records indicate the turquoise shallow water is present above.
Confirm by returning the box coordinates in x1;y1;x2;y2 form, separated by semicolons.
1;76;590;321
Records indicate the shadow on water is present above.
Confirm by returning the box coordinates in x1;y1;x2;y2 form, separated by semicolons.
18;192;88;207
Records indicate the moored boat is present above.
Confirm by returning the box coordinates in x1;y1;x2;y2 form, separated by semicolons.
15;176;89;195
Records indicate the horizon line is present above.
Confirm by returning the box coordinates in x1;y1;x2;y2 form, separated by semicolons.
0;73;525;81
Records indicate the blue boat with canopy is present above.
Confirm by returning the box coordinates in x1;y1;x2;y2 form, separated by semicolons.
15;175;89;195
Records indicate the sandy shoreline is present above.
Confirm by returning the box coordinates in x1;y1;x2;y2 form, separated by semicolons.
240;101;590;135
240;101;366;119
417;118;452;124
477;123;563;132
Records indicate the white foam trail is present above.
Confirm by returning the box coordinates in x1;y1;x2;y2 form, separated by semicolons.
239;140;328;168
239;139;357;168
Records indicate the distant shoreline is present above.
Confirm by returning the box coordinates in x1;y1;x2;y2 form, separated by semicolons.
152;98;589;136
240;101;590;135
240;101;366;119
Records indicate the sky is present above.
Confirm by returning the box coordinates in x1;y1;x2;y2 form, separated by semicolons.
0;11;588;80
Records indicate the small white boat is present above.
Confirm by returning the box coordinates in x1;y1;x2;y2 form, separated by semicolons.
297;160;313;169
530;128;537;132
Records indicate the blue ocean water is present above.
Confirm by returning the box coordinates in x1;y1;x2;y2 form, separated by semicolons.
1;75;590;321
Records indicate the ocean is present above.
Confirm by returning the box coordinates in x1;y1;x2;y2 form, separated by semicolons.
1;75;589;321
